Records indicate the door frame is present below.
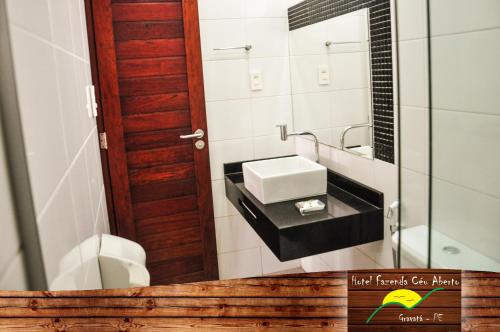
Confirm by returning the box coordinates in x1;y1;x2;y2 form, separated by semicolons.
84;0;118;236
84;0;219;280
85;0;136;239
181;0;219;279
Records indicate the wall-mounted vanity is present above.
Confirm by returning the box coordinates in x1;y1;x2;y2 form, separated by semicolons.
224;156;384;261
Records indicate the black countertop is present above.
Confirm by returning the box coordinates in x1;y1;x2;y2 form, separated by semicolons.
224;158;384;261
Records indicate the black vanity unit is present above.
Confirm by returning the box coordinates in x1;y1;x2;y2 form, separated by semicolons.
224;158;384;262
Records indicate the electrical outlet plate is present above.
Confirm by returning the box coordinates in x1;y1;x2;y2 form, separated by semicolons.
250;70;263;91
318;65;330;85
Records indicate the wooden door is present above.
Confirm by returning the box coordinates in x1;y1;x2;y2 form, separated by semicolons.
86;0;218;285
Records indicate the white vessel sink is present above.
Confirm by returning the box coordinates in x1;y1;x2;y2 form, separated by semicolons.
242;156;327;205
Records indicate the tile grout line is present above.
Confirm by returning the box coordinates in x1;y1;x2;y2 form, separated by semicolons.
36;126;98;222
10;23;90;64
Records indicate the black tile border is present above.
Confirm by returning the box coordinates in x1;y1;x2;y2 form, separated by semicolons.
288;0;395;163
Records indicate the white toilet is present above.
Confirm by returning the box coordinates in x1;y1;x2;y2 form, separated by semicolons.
50;234;150;290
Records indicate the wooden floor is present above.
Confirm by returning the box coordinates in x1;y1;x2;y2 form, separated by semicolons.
0;271;498;331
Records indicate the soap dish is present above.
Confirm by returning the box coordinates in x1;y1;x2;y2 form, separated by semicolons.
295;199;326;216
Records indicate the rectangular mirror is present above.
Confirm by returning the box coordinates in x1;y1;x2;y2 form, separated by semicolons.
289;8;374;159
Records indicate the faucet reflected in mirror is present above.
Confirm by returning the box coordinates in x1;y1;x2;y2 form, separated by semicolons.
276;124;319;163
340;123;374;159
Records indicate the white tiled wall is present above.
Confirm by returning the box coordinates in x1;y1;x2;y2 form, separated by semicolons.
199;0;300;279
6;0;110;290
0;117;28;290
428;0;500;267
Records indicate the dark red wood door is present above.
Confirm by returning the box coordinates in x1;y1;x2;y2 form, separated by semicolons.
88;0;218;285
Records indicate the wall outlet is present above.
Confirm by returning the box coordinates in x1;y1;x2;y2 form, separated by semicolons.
318;65;330;85
250;70;263;91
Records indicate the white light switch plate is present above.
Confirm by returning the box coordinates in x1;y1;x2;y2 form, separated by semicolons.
250;70;263;91
90;85;98;118
86;85;98;118
85;85;93;118
318;65;330;85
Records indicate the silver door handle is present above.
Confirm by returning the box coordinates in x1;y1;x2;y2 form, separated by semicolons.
180;129;205;140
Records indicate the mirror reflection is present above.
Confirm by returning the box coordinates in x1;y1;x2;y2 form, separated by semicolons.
289;9;374;159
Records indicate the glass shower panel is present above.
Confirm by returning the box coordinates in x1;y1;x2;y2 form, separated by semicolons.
429;0;500;272
396;0;430;268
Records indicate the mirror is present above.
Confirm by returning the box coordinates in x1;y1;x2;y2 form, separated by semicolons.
289;9;374;159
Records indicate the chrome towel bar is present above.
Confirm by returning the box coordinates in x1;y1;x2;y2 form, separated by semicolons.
213;45;252;51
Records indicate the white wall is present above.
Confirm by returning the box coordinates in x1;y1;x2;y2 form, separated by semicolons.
0;116;28;290
199;0;301;279
429;0;500;268
5;0;110;290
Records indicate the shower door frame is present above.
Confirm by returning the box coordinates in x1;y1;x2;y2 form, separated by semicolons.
395;0;434;269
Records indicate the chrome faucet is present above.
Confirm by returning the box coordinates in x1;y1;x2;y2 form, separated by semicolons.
276;124;320;163
340;123;373;150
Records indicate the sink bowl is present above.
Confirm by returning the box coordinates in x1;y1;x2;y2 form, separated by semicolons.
242;156;327;204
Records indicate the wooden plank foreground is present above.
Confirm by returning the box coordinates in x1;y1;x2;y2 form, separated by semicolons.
0;271;497;331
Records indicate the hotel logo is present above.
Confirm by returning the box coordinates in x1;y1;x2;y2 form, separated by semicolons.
348;270;462;330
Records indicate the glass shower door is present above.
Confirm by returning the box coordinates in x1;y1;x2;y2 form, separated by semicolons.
398;0;500;271
428;0;500;272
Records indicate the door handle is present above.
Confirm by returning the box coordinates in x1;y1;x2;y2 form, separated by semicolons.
180;129;205;140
